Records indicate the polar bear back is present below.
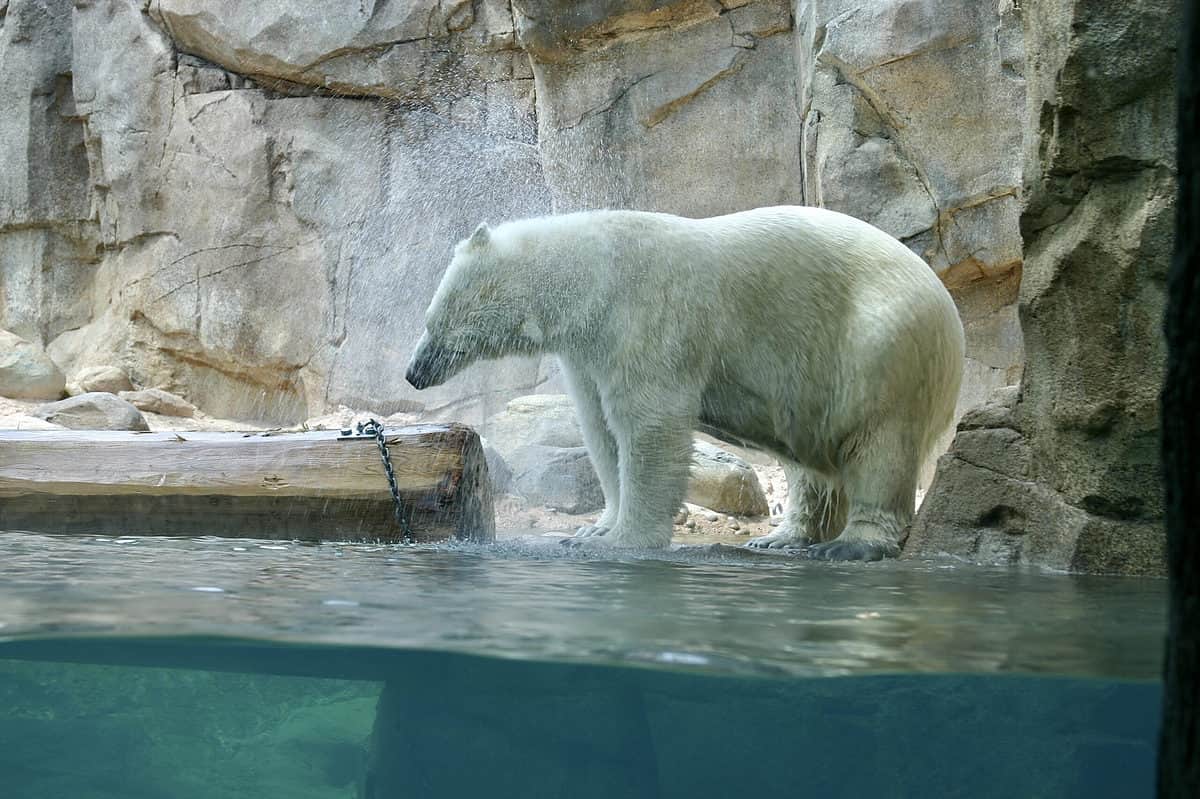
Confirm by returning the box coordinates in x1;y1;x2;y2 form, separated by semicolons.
495;205;959;372
491;206;962;452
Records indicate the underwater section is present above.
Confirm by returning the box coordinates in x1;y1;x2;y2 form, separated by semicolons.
0;643;1161;799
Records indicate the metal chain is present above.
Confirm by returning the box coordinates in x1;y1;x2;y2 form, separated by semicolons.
355;418;413;540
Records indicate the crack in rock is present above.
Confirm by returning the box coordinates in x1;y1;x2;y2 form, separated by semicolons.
643;53;744;128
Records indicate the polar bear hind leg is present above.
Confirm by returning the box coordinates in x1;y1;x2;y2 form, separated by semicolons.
805;423;918;562
747;462;847;549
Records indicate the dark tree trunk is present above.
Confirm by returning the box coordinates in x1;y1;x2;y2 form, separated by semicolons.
1159;2;1200;795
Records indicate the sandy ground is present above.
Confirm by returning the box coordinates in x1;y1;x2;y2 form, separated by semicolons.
491;463;789;546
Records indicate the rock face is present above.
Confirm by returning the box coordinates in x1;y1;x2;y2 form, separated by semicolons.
905;0;1177;575
34;392;150;431
1;1;1024;427
0;330;66;400
3;0;548;426
517;0;803;217
796;0;1026;417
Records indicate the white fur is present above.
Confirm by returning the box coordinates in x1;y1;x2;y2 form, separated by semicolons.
409;206;965;559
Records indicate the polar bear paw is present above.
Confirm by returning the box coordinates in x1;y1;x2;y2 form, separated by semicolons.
746;525;812;550
562;522;617;549
573;523;611;538
804;536;899;562
560;536;625;552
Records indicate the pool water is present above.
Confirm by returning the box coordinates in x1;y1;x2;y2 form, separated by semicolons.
0;532;1166;798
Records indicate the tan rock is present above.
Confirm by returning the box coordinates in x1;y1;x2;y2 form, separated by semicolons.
687;441;769;517
72;365;134;395
119;388;196;418
0;330;65;400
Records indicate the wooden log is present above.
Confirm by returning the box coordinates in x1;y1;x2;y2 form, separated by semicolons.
0;424;494;543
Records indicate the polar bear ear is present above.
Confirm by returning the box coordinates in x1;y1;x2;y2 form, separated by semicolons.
467;222;491;250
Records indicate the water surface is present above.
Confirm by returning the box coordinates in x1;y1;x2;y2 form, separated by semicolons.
0;531;1166;679
0;532;1166;798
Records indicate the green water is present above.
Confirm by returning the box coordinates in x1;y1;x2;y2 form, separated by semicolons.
0;532;1166;798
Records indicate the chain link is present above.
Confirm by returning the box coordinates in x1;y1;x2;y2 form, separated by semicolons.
354;419;413;540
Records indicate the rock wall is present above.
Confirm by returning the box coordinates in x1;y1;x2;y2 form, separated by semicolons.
1;0;1026;428
796;0;1026;416
2;0;551;424
905;0;1177;575
518;0;803;217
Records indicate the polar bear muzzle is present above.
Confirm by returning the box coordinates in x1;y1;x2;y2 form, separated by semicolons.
405;332;464;390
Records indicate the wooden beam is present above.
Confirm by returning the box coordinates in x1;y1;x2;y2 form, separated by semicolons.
0;424;494;543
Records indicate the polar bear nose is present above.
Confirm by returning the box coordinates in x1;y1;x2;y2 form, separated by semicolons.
405;362;431;390
406;332;453;390
405;353;437;390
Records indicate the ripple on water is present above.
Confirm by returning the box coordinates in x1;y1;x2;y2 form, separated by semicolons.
0;531;1167;681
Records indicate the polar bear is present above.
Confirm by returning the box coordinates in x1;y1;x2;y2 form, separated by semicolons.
406;206;964;561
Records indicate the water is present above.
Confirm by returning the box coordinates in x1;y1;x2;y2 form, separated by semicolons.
0;532;1166;798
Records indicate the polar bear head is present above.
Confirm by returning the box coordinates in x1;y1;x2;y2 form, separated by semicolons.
405;222;544;390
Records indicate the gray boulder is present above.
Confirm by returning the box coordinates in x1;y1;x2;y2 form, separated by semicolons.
482;442;513;495
0;330;65;400
505;444;604;514
483;394;584;453
488;394;768;516
34;392;150;431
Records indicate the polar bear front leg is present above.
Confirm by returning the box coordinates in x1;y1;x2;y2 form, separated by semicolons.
561;363;621;538
591;388;699;549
